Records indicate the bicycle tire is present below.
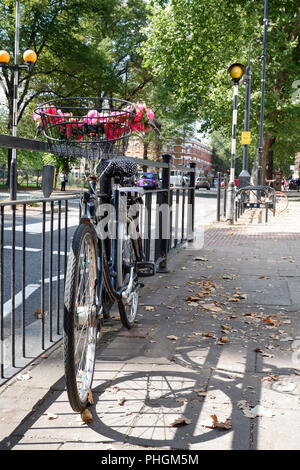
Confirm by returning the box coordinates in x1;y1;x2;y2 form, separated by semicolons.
117;219;140;329
275;191;289;213
64;222;98;412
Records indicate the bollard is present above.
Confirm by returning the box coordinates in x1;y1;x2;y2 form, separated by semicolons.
188;162;196;240
156;154;171;273
217;172;221;222
223;175;228;218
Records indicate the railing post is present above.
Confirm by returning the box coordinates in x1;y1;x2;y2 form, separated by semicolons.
188;162;196;241
156;153;171;273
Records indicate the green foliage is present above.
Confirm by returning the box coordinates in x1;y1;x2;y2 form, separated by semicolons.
142;0;300;173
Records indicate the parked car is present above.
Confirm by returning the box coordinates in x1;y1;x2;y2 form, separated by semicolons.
288;178;300;191
170;170;184;187
137;172;159;189
195;176;210;190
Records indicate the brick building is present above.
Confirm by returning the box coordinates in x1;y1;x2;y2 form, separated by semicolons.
126;136;213;175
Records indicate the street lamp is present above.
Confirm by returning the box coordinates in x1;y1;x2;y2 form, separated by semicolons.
0;0;37;201
226;63;245;224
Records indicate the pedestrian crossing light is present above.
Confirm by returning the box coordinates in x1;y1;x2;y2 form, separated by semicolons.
228;63;246;84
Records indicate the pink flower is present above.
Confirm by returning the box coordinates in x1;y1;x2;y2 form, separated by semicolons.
130;121;145;133
147;108;155;121
32;110;41;122
83;109;102;125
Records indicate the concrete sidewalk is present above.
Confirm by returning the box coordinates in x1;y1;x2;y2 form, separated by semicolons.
1;199;300;450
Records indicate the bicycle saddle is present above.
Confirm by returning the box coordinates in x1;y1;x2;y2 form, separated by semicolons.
101;159;137;177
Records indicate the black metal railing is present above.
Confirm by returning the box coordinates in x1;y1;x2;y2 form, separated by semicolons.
0;136;196;384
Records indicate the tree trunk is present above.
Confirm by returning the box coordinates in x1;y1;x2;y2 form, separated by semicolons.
142;141;149;172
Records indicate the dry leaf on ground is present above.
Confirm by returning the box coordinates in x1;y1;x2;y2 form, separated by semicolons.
145;306;155;311
117;397;126;406
47;413;58;420
167;335;180;341
87;389;94;405
170;416;192;427
202;332;215;338
204;415;232;430
81;408;93;423
218;336;230;344
263;317;280;328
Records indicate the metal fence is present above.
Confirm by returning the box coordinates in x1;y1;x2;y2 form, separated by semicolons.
0;135;196;384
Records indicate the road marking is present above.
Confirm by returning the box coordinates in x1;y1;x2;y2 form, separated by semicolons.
3;284;40;319
4;245;40;252
3;275;65;319
4;216;79;234
3;246;69;255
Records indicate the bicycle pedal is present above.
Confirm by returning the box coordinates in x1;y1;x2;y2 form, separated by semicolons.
136;262;156;277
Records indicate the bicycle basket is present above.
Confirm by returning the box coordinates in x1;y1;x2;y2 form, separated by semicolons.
34;97;136;159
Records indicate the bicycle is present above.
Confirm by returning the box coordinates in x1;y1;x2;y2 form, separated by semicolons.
35;97;157;412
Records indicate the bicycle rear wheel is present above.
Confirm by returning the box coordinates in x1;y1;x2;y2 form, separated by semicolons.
117;219;140;329
64;223;98;412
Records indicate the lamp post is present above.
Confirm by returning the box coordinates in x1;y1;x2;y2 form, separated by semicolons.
0;0;37;200
238;40;257;188
257;0;268;186
226;63;246;224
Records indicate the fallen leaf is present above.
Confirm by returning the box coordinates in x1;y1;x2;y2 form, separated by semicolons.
222;274;234;280
220;325;231;331
202;332;215;338
47;413;58;420
87;389;94;405
218;336;230;344
205;415;232;430
201;303;223;313
263;317;280;328
81;408;93;423
17;372;31;381
34;309;48;319
170;416;192;427
117;397;126;406
186;296;200;302
167;335;179;341
145;306;155;311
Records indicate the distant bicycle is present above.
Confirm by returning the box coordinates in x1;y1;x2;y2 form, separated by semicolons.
265;179;289;214
35;97;158;412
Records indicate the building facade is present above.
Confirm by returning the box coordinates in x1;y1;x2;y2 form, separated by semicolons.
126;136;213;175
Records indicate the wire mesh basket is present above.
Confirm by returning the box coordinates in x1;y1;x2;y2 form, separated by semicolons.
34;97;136;159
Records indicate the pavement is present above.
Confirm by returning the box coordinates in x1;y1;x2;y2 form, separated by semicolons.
1;194;300;450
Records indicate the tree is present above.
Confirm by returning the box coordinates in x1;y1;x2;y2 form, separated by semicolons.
142;0;300;179
0;0;151;175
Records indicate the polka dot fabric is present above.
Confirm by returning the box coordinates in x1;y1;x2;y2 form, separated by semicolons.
101;159;137;177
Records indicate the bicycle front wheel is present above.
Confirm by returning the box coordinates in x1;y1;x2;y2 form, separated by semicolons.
275;191;289;213
64;223;98;412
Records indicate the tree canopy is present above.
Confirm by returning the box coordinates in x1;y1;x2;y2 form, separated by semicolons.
142;0;300;177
